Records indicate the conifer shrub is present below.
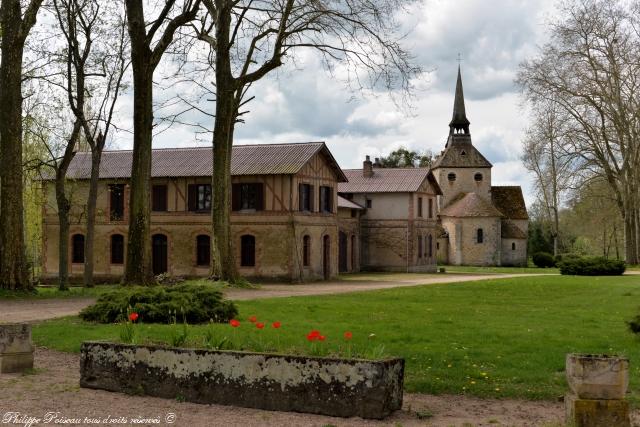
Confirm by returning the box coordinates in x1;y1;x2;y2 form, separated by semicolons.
557;256;626;276
532;252;556;268
80;282;238;324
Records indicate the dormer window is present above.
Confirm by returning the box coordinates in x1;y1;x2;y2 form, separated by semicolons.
474;173;483;182
447;173;456;182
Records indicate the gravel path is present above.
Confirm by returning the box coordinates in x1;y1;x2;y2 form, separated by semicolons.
0;298;96;324
0;348;579;427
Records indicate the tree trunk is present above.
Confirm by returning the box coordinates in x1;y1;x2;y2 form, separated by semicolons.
83;149;102;287
123;63;154;285
56;190;71;291
0;1;29;290
210;0;239;283
624;212;638;264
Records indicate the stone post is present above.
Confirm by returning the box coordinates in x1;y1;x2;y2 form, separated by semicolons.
565;354;630;427
0;324;34;373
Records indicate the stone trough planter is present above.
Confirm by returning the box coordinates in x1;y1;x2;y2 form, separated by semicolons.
80;341;404;419
0;324;34;374
566;353;629;400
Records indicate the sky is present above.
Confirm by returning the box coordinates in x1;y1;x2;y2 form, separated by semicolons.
109;0;558;205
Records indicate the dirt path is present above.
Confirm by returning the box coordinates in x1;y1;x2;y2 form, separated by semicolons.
0;348;582;427
0;273;537;323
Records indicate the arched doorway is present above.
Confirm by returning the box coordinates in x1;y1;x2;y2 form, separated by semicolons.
323;235;331;280
152;234;168;275
338;231;347;273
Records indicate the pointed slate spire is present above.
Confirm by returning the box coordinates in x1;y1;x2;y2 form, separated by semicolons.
449;66;470;135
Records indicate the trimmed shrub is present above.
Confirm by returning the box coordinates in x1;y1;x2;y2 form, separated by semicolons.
554;253;581;264
558;256;626;276
80;282;238;324
532;252;556;268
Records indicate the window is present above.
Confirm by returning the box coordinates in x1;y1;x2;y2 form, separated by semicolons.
240;235;256;267
437;242;440;250
303;235;311;267
72;234;84;263
109;184;125;221
152;185;168;212
512;242;516;251
417;197;423;217
461;150;467;156
366;199;372;209
319;186;333;213
477;228;484;244
188;184;211;212
111;234;124;264
232;183;264;211
299;184;313;212
350;209;357;218
351;235;356;269
428;198;434;219
196;235;211;266
418;235;423;258
428;234;433;258
447;173;456;182
474;173;483;182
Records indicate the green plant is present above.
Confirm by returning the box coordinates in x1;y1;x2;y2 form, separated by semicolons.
119;309;138;344
415;409;434;420
80;282;238;324
203;321;230;350
169;309;190;347
558;256;626;276
532;252;555;268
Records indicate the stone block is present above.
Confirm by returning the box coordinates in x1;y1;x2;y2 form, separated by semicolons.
566;354;629;399
565;393;630;427
80;341;404;419
0;324;34;373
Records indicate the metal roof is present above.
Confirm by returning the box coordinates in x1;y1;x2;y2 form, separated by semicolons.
338;168;442;194
58;142;347;182
337;196;364;210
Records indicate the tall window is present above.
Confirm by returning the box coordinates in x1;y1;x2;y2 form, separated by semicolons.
240;235;256;267
109;184;125;221
477;228;484;244
303;235;311;267
418;235;423;258
196;235;211;266
428;198;433;219
72;234;85;263
512;242;516;251
319;186;333;213
111;234;124;264
152;185;168;212
351;235;356;269
417;197;423;217
232;183;264;211
366;199;372;209
299;184;313;212
428;234;433;258
188;184;211;212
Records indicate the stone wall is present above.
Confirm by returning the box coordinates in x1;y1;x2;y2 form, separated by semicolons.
0;324;34;373
80;342;404;419
441;216;501;266
501;238;527;266
434;166;492;209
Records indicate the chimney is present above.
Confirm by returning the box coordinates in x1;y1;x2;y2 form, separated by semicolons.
373;158;382;168
363;155;373;178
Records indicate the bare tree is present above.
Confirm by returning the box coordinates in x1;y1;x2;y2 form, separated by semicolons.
0;0;45;290
123;0;201;285
53;0;129;287
187;0;421;282
518;0;640;264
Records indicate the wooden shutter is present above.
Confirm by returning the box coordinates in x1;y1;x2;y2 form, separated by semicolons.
298;184;304;211
231;183;241;211
187;184;197;211
255;183;264;211
328;188;334;213
309;185;314;212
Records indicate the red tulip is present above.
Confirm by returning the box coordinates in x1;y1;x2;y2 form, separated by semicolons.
256;322;265;329
248;315;257;323
307;330;322;342
229;319;240;328
272;321;281;329
129;312;139;323
344;331;353;340
319;335;326;341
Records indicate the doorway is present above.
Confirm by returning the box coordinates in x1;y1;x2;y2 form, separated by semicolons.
323;235;331;280
152;234;168;275
338;232;347;273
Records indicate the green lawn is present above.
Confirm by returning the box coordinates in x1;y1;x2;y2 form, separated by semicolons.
441;265;560;274
0;284;117;299
33;275;640;402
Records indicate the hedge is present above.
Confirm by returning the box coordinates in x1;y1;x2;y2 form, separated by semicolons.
532;252;556;268
557;256;626;276
80;282;238;324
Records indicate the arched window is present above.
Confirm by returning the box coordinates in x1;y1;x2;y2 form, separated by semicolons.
111;234;124;264
447;173;456;182
72;234;85;263
303;235;311;267
241;235;256;267
418;235;423;258
428;234;433;258
196;235;211;266
474;173;483;182
476;228;484;244
512;242;516;251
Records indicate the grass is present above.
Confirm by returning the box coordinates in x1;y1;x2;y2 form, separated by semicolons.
33;274;640;402
0;284;117;300
441;265;560;274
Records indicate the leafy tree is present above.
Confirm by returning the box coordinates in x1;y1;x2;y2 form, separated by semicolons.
378;147;433;168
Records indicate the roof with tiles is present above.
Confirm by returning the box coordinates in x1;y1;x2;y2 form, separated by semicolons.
501;221;527;239
431;135;493;169
338;168;442;194
491;186;529;220
337;196;364;210
56;142;347;182
439;192;503;218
